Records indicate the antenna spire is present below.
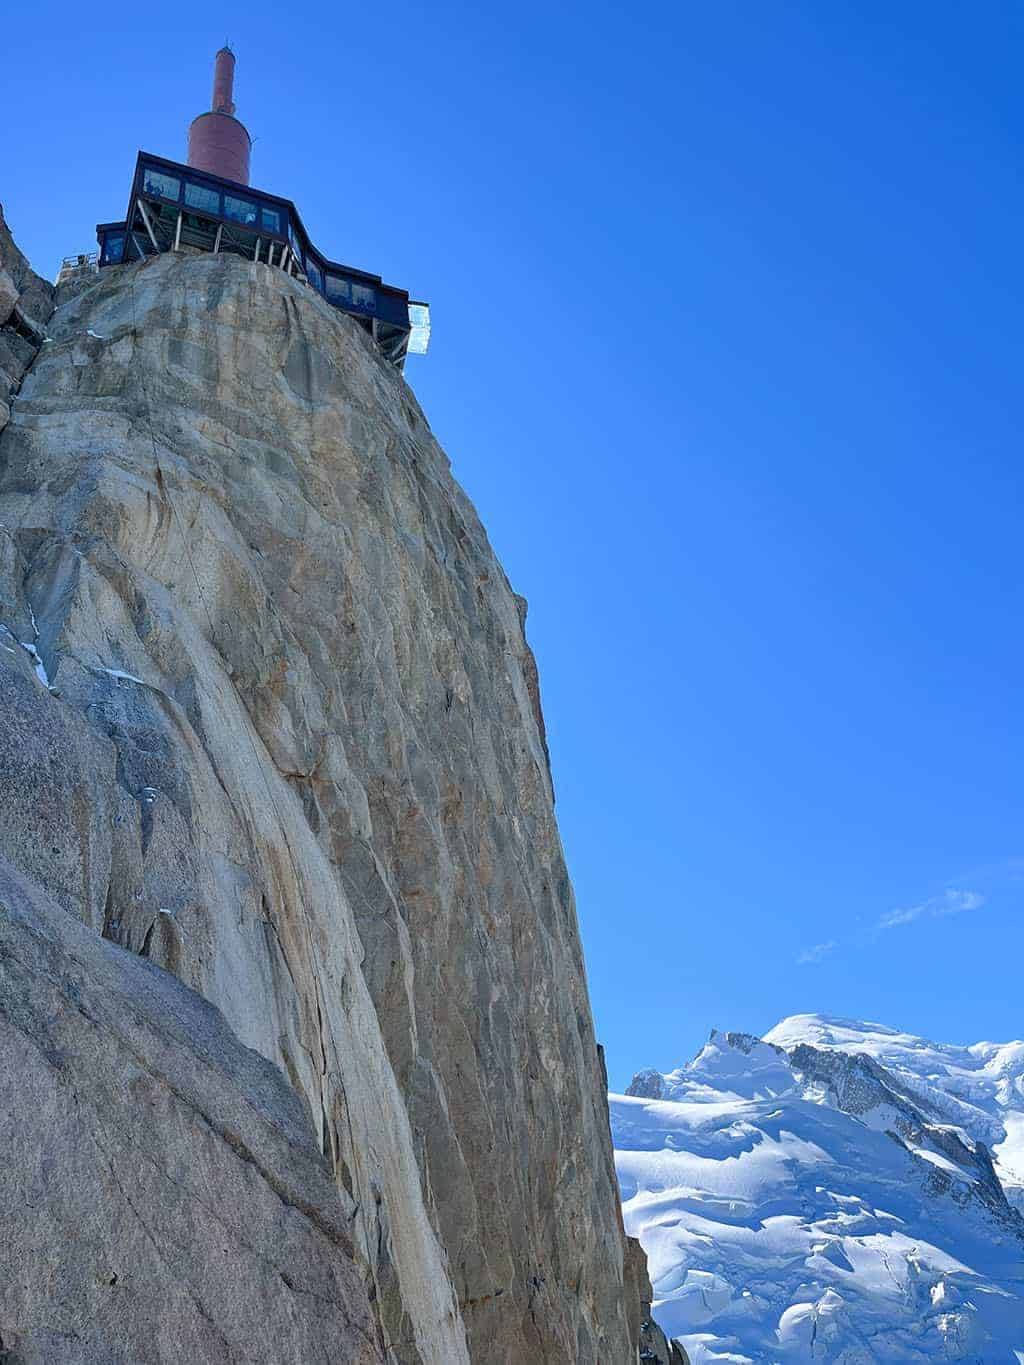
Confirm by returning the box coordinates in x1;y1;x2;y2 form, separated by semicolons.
187;45;251;184
212;46;236;116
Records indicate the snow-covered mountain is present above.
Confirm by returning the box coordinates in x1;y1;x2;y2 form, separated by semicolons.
611;1015;1024;1363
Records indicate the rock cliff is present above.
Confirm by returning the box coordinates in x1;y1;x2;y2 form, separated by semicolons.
0;205;51;434
0;213;635;1362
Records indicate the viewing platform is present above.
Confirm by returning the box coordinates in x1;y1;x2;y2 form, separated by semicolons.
97;153;429;371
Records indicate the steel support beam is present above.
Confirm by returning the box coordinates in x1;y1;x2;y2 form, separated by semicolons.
136;199;160;253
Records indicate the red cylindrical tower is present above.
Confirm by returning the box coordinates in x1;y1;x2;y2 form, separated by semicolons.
187;46;251;185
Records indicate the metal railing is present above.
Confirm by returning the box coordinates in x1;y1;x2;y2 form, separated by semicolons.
56;252;99;285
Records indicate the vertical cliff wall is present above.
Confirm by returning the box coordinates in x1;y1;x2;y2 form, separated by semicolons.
0;222;633;1362
0;205;52;431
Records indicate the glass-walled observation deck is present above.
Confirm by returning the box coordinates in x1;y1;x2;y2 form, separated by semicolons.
97;153;430;370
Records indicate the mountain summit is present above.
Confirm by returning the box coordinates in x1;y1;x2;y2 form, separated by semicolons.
613;1014;1024;1362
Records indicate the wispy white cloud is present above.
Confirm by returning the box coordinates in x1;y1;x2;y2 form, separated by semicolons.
791;872;1001;968
878;887;984;932
878;904;926;929
797;940;838;965
939;888;984;914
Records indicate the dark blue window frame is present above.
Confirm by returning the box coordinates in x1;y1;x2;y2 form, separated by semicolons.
100;231;125;265
304;256;324;293
326;274;351;306
184;180;221;215
349;281;377;316
140;167;182;203
223;193;258;228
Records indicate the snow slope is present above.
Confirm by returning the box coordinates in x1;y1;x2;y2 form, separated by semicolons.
765;1015;1024;1211
611;1018;1024;1363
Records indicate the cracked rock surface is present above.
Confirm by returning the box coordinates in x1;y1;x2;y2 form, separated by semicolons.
0;233;634;1361
0;856;384;1365
0;204;53;434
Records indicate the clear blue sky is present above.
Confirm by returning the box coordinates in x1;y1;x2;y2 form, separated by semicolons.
7;3;1023;1088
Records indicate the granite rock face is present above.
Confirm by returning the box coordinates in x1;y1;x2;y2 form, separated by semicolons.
0;204;52;434
625;1069;665;1100
0;237;634;1361
0;856;383;1365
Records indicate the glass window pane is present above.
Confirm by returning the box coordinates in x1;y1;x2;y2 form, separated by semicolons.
351;283;376;313
102;233;125;265
305;258;324;292
142;168;181;201
406;302;431;355
223;194;258;227
261;205;282;234
185;181;221;214
326;275;350;306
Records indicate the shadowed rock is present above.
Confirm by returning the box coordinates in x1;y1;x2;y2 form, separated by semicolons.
0;203;54;434
0;857;383;1365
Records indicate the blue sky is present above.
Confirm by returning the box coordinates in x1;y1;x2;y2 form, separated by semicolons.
7;2;1023;1088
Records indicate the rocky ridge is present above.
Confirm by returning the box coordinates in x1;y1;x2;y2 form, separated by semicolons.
0;212;635;1361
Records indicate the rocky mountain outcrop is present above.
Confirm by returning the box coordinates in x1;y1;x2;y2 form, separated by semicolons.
789;1042;1022;1236
0;217;635;1361
0;204;52;434
625;1069;664;1101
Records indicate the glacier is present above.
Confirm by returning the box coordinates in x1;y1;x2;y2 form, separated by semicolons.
611;1015;1024;1363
